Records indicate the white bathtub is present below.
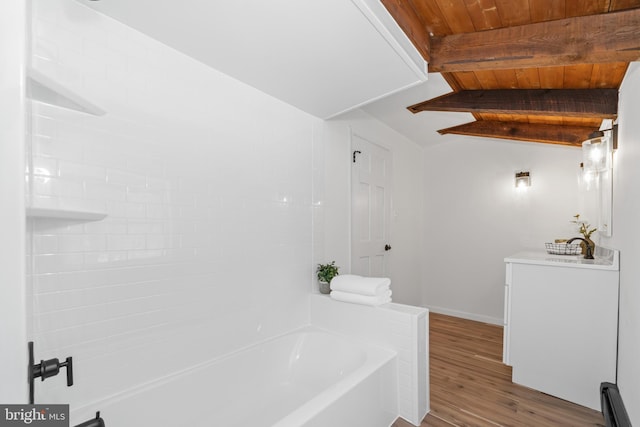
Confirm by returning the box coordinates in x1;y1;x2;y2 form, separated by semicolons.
72;327;399;427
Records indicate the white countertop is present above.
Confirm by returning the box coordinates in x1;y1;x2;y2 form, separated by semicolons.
505;247;619;271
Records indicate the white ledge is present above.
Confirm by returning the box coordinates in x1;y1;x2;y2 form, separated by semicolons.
27;68;106;116
26;207;107;221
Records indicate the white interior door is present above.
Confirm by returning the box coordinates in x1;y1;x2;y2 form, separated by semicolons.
351;134;392;277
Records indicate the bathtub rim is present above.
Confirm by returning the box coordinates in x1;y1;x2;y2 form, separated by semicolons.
70;323;398;423
272;329;397;426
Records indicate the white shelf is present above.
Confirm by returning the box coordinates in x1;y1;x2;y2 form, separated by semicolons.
26;207;107;221
26;68;106;116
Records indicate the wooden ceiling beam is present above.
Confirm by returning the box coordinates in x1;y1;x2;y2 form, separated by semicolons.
380;0;431;61
428;8;640;72
408;89;618;118
438;121;598;146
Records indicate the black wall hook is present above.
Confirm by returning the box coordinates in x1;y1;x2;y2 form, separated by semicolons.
28;341;73;404
353;150;361;163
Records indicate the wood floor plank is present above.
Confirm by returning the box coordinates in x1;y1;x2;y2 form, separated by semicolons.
395;312;605;427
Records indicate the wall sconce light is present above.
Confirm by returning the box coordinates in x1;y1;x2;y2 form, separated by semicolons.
578;125;616;237
582;130;612;173
515;171;531;188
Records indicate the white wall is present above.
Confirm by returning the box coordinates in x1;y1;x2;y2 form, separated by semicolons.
601;62;640;424
0;0;28;404
28;0;320;415
321;109;424;305
422;137;583;324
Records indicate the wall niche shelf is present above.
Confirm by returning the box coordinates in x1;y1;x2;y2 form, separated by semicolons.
26;68;106;116
26;207;107;221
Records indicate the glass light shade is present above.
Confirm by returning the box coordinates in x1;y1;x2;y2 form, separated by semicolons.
578;162;598;191
582;132;611;173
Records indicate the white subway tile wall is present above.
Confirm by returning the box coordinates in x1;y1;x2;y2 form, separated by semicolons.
28;0;319;408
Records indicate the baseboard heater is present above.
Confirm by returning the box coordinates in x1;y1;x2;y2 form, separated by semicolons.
601;382;632;427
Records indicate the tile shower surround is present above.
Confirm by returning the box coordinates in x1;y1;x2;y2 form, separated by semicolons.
28;0;321;408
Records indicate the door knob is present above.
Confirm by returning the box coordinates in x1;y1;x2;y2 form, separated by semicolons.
384;244;392;251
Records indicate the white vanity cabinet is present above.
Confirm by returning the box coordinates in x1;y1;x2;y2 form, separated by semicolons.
503;250;619;410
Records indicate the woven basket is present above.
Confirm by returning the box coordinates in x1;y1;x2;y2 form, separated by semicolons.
545;242;581;255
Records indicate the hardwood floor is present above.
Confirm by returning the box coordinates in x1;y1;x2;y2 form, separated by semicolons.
393;313;605;427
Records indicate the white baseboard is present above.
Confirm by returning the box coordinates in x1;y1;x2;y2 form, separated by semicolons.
424;305;503;326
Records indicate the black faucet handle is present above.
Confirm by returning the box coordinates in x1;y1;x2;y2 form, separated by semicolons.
61;356;73;386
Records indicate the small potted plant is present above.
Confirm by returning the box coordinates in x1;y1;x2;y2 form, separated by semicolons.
316;261;339;294
571;214;597;255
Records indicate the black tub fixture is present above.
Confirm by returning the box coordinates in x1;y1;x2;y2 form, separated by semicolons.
28;341;73;404
75;411;106;427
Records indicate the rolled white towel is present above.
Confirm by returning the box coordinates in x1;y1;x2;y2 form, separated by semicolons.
330;274;391;296
330;290;392;306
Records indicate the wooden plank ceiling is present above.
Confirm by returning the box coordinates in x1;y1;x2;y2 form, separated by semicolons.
382;0;640;146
